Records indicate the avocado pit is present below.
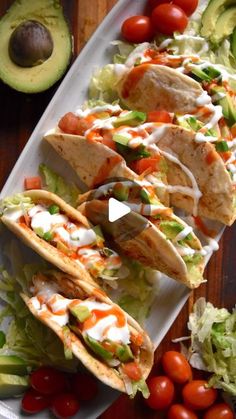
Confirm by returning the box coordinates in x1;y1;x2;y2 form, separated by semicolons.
8;20;53;67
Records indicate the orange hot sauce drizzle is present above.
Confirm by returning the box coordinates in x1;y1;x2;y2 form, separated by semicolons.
82;306;126;332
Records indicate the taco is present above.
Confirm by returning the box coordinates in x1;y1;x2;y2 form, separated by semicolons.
116;63;204;115
21;270;153;397
44;104;236;225
0;190;124;285
77;180;205;289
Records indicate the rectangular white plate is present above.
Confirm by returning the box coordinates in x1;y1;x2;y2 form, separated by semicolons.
0;0;224;417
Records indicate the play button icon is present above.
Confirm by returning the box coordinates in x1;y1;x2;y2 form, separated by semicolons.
108;198;131;222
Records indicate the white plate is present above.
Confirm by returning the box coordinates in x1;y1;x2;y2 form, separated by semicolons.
0;0;224;417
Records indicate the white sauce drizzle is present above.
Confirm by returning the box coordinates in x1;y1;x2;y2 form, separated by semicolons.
173;226;193;243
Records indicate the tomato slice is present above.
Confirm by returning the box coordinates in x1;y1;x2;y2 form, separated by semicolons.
24;176;42;190
122;361;142;381
147;110;173;123
130;157;160;175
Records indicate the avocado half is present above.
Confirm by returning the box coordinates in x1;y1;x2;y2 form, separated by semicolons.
0;0;72;93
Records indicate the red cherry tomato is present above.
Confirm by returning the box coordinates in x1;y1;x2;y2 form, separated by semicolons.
162;351;192;384
182;380;218;410
21;389;51;414
72;373;98;401
30;367;67;395
147;110;173;123
51;393;80;418
145;376;175;410
151;4;188;36
168;404;198;419
203;403;234;419
121;16;155;43
148;0;171;10
173;0;198;16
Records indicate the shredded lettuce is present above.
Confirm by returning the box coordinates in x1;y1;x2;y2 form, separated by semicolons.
39;164;80;207
118;260;159;325
0;241;78;372
188;298;236;395
0;194;33;216
89;64;120;103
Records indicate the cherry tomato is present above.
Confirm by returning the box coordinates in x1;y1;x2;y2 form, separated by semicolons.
168;404;198;419
72;372;98;401
145;376;175;410
147;110;173;123
203;403;234;419
30;367;67;395
21;389;51;414
148;0;171;10
162;351;192;384
121;16;155;43
182;380;218;410
51;393;80;418
151;4;188;36
173;0;198;16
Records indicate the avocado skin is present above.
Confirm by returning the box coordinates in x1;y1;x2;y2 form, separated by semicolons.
0;373;29;398
0;355;29;375
0;0;72;93
201;0;236;39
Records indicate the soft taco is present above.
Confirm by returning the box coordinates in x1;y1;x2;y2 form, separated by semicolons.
21;270;153;397
77;180;205;289
44;104;236;225
116;63;204;115
0;190;124;286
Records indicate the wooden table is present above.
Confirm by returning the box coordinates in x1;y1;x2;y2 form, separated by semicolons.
0;1;235;418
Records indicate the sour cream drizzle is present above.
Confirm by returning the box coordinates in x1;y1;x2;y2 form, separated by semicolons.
31;278;130;345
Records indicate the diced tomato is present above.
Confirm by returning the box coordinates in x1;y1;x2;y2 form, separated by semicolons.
130;157;161;175
205;150;219;165
219;151;232;162
58;112;95;136
130;332;143;347
147;110;173;123
122;362;142;381
24;176;42;190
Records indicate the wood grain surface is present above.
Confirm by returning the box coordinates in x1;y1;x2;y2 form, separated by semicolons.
0;1;235;418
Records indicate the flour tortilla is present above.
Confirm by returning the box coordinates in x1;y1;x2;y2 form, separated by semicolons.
78;199;204;289
44;127;236;225
44;129;169;206
116;64;204;114
1;190;97;285
21;272;153;393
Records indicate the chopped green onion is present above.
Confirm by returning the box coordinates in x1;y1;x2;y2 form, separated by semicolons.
215;141;229;152
43;231;53;241
48;204;60;215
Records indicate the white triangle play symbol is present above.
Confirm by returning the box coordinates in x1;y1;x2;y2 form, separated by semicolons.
108;198;131;222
